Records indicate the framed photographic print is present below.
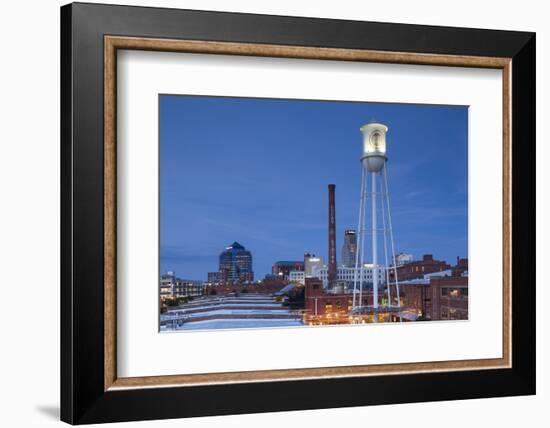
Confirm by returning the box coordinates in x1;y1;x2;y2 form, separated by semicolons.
60;2;536;424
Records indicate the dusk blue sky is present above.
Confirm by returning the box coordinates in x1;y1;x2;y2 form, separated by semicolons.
160;95;468;281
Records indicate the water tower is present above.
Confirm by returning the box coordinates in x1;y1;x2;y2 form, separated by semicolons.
352;122;401;322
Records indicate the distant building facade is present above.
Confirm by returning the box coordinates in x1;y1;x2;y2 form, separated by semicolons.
452;257;468;276
304;278;357;323
431;276;468;320
394;252;414;266
393;254;450;281
219;241;254;284
160;271;205;299
341;229;357;267
304;253;324;277
160;271;176;298
173;280;204;298
272;261;304;280
312;264;385;289
399;275;468;321
423;269;453;279
207;271;223;285
303;278;399;325
288;270;305;285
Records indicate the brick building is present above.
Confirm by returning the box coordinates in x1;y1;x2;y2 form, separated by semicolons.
304;278;373;325
452;257;468;276
398;280;432;319
399;275;468;320
430;276;468;320
392;254;450;281
303;272;467;324
272;261;305;279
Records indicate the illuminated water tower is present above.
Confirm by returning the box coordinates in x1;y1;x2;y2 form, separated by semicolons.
352;122;401;322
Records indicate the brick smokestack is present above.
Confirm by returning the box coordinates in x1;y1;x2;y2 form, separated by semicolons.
328;184;337;285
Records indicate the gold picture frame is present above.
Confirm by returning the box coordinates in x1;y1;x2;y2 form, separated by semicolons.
103;36;512;391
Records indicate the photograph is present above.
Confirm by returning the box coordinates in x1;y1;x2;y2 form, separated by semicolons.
159;95;469;332
53;1;536;425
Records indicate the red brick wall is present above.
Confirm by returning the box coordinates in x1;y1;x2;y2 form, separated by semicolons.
393;257;451;281
400;284;432;317
430;276;468;320
304;278;372;318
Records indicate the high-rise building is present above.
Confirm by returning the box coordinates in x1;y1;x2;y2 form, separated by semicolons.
304;253;324;277
341;229;357;267
219;242;254;284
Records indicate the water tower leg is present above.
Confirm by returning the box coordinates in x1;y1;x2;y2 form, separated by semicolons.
352;167;366;315
372;171;379;323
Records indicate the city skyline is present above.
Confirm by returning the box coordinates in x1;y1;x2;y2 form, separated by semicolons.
160;95;468;281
